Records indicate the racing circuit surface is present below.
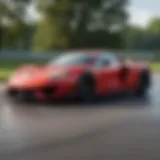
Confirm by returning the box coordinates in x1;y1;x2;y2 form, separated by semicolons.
0;73;160;160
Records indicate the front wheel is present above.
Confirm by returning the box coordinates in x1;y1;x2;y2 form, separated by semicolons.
76;74;95;102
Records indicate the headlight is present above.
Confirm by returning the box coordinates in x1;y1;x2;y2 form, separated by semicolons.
48;71;69;80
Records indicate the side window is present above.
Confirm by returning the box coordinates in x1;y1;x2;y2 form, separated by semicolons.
94;54;118;67
95;56;111;67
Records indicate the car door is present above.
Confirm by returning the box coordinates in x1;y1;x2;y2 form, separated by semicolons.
93;54;121;94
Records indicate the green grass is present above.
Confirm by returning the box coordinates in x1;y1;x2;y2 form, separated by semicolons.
0;70;11;81
150;63;160;71
0;60;160;82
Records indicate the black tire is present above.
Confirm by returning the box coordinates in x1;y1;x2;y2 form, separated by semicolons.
135;70;150;97
76;73;95;102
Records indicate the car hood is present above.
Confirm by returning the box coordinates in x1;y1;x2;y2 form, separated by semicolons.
9;65;85;83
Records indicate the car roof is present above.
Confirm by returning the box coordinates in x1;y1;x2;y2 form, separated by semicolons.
63;50;116;57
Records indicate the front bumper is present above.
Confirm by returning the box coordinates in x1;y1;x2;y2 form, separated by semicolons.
7;81;76;101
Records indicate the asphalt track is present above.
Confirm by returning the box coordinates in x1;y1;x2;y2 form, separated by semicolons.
0;73;160;160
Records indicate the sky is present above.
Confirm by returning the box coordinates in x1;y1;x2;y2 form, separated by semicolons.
27;0;160;27
129;0;160;26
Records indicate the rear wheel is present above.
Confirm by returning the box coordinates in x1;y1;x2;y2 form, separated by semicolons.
76;73;95;102
135;70;150;97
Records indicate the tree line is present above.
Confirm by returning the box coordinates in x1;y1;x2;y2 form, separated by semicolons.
125;18;160;50
0;0;159;52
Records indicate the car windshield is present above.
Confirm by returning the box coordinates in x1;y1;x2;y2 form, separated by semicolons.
48;53;92;66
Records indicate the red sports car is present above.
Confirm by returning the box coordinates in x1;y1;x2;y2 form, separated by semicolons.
6;51;151;101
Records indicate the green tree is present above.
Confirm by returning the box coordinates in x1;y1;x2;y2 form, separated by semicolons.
124;25;145;49
146;17;160;50
33;18;69;51
0;0;32;50
147;17;160;34
33;0;128;51
0;2;11;49
124;17;160;50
